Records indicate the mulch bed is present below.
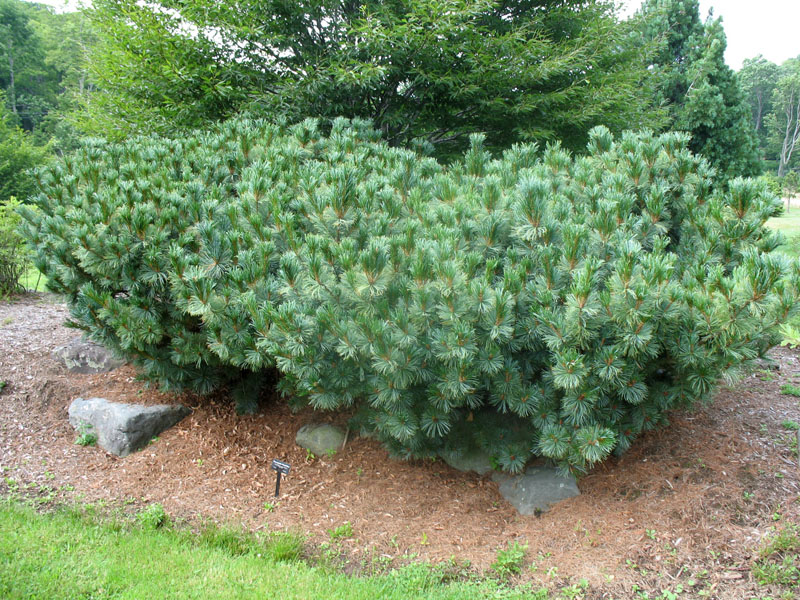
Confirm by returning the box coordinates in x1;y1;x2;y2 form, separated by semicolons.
1;292;799;598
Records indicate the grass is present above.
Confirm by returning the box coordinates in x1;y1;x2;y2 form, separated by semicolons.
752;524;800;593
767;208;800;342
780;384;800;398
491;541;528;578
767;206;800;259
328;521;354;540
0;498;547;600
17;265;47;293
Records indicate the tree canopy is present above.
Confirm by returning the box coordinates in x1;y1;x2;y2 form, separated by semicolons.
739;55;800;179
86;0;661;156
739;55;780;143
636;0;760;180
767;57;800;177
0;0;96;165
0;97;47;202
0;0;50;130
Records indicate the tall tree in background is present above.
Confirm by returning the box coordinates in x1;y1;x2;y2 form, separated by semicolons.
0;0;99;204
636;0;760;180
739;55;780;143
0;0;46;126
0;0;95;151
29;7;98;151
86;0;662;155
769;58;800;178
0;96;47;202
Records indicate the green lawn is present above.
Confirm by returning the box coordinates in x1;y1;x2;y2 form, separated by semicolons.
767;206;800;258
18;265;46;292
0;500;545;600
766;207;800;339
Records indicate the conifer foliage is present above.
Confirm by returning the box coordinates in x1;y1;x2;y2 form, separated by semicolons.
21;118;799;473
636;0;760;180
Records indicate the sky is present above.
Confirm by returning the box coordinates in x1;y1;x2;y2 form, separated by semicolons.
30;0;800;71
619;0;800;70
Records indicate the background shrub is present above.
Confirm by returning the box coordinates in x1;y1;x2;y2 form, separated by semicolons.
21;118;800;472
0;198;31;296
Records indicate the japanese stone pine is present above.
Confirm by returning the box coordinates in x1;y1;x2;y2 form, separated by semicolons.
21;118;799;473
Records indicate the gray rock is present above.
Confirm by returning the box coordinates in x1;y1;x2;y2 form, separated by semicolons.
53;336;126;374
68;397;191;457
296;423;345;456
492;465;579;515
439;448;494;475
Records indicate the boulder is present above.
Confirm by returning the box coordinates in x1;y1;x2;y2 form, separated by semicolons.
296;423;345;456
68;397;191;457
439;448;494;475
53;336;125;374
492;465;580;515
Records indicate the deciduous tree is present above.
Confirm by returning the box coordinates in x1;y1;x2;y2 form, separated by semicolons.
0;0;39;122
0;0;93;150
86;0;661;156
768;58;800;177
739;55;780;138
0;99;47;202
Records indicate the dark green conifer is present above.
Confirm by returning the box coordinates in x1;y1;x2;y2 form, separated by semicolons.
637;0;761;180
21;118;798;473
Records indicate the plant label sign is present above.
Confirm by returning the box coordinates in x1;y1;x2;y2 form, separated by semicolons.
271;459;291;497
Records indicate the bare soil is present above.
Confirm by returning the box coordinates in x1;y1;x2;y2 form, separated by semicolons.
1;293;799;599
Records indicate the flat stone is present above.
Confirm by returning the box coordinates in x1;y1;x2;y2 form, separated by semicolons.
53;336;126;374
296;423;345;456
439;448;494;475
492;465;579;514
68;397;191;457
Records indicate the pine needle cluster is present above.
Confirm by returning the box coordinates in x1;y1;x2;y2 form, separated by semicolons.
20;118;799;473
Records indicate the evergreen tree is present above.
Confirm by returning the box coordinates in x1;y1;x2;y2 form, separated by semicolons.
637;0;760;181
21;118;798;474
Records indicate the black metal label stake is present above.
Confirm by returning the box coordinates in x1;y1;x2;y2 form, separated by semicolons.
271;459;291;497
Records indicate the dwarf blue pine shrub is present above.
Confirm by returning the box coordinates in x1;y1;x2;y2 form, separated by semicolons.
21;118;800;473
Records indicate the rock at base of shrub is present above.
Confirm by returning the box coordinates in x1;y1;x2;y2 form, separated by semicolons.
492;465;580;515
53;336;126;374
439;448;494;475
296;423;345;456
68;397;191;457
